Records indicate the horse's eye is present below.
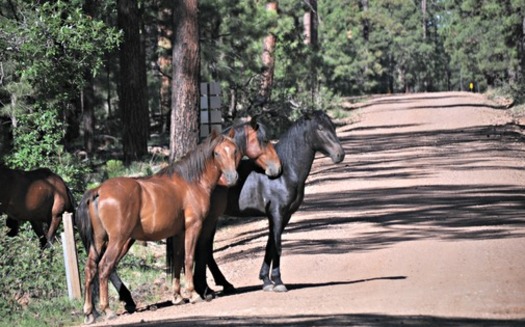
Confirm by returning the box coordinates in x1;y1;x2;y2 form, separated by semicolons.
214;151;220;157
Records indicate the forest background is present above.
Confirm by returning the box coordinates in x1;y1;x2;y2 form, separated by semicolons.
0;0;525;326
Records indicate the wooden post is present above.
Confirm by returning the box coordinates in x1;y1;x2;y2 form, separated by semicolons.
61;212;82;299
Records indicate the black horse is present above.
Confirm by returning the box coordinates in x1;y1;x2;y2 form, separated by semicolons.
194;110;345;295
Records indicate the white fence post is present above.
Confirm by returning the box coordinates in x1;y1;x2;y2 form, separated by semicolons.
61;212;81;299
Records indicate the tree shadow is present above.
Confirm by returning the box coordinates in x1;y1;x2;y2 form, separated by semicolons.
109;313;525;327
214;118;525;261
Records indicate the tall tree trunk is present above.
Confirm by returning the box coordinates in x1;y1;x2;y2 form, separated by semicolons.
158;0;173;134
359;0;369;42
521;16;525;80
359;0;370;89
117;0;149;162
421;0;427;39
80;0;98;154
304;0;318;106
81;80;96;154
170;0;199;163
259;1;278;103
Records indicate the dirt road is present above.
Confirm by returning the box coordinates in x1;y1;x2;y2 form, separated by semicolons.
92;92;525;326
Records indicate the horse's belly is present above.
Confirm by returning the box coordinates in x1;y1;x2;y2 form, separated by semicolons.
132;211;184;241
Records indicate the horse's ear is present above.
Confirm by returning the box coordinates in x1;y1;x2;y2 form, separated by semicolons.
227;127;235;138
303;110;313;120
210;129;219;139
249;115;259;131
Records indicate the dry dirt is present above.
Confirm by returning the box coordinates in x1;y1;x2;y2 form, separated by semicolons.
91;92;525;326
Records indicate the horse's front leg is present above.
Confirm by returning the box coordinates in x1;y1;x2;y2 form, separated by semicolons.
184;216;204;303
268;212;290;292
168;234;185;305
207;226;235;294
259;232;275;291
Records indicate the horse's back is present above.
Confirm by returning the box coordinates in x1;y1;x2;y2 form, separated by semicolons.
1;167;71;220
96;175;187;241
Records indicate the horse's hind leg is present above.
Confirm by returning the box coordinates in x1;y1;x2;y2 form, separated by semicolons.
30;221;48;249
97;238;134;320
83;246;99;324
6;217;19;237
108;239;136;313
44;213;62;246
109;272;136;313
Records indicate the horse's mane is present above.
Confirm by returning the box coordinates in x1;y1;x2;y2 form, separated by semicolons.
224;120;270;155
277;110;332;151
157;132;226;182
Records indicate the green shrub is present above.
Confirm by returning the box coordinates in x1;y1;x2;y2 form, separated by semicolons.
0;216;82;326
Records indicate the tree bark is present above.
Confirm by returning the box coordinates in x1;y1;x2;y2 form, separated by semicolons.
170;0;200;163
158;0;173;134
117;0;149;163
304;0;318;105
421;0;427;39
259;1;278;102
80;0;97;154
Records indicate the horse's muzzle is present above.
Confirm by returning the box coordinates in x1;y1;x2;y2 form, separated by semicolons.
220;170;238;186
331;149;345;164
265;162;282;177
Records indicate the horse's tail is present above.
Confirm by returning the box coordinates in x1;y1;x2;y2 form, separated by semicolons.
75;188;98;255
75;188;101;307
65;185;77;215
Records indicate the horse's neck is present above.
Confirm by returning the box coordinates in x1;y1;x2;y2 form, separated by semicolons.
277;132;316;185
196;160;222;193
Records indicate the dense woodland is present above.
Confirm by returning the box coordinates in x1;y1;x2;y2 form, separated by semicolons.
1;0;525;323
1;0;525;186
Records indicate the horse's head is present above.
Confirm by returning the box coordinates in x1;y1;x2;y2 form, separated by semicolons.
235;117;282;177
213;130;241;187
309;111;345;164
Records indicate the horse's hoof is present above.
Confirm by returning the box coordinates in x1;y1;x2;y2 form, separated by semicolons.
124;303;136;313
201;286;216;300
262;284;274;292
173;295;185;305
222;284;236;294
189;292;204;304
84;314;96;325
105;309;116;320
203;292;215;302
272;284;288;292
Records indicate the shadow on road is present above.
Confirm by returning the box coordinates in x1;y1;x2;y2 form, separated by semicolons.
110;313;525;327
215;119;525;260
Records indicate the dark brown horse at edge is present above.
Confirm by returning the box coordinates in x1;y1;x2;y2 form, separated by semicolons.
75;130;241;324
0;165;75;249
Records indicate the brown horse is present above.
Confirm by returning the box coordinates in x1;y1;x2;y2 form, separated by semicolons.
75;131;241;324
95;118;282;313
0;165;75;249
